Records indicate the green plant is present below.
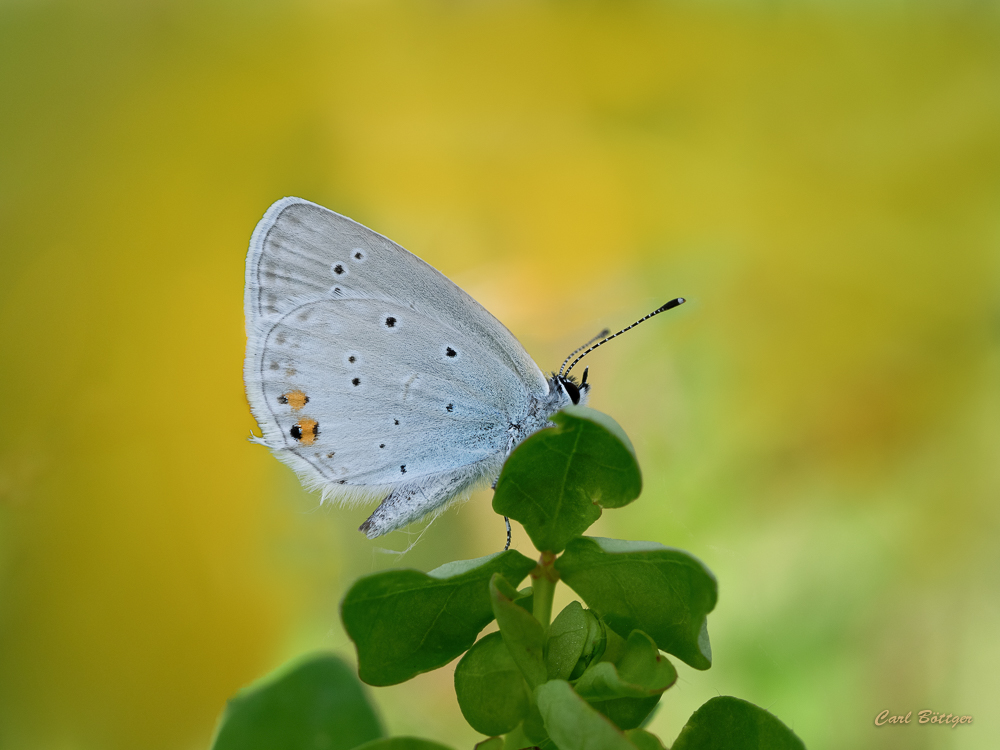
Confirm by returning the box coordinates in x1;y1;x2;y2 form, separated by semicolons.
211;407;806;749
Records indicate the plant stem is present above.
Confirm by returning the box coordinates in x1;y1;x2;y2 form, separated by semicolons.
532;551;558;632
533;575;555;631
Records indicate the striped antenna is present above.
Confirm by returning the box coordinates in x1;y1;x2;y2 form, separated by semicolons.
558;328;611;376
562;298;686;378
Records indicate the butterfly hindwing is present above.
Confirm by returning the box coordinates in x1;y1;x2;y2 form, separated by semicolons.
253;298;514;484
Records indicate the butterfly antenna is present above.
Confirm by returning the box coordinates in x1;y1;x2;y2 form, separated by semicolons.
563;298;686;377
558;328;611;376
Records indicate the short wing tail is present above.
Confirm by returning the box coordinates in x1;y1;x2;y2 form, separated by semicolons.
359;470;487;538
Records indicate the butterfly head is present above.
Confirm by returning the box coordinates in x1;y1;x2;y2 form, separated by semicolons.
551;367;591;407
550;298;686;411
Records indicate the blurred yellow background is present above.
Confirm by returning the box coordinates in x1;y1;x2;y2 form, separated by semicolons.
1;1;998;748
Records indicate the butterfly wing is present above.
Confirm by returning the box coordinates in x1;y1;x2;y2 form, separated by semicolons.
244;198;549;534
246;197;546;392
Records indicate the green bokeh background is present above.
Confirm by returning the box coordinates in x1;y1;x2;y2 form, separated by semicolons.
1;1;997;748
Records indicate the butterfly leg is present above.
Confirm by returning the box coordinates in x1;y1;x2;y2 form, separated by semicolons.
488;477;512;550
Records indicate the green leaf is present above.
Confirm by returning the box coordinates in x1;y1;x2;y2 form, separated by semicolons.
534;680;639;750
596;620;628;666
574;631;676;701
210;653;383;750
454;632;531;736
341;550;536;686
624;729;666;750
671;696;806;750
556;537;717;670
474;738;505;750
502;723;552;750
515;586;535;613
352;739;455;750
521;698;550;745
588;695;662;733
490;573;548;688
545;601;603;681
493;407;642;553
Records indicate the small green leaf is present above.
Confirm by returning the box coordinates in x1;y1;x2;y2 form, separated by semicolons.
624;729;667;750
493;407;642;553
210;653;383;750
502;722;552;750
545;601;600;681
341;550;536;686
534;680;639;750
454;632;531;736
490;573;548;688
574;631;676;701
573;663;637;701
556;537;717;670
352;739;455;750
597;620;628;666
514;586;534;613
474;738;505;750
671;696;806;750
588;695;662;732
521;698;550;745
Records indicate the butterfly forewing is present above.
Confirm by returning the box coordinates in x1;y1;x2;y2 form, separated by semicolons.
244;198;548;503
246;199;545;386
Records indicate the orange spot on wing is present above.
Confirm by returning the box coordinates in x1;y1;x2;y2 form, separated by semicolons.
297;418;318;445
283;390;309;411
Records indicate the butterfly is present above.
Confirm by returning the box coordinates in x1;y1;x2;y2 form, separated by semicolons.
244;197;682;539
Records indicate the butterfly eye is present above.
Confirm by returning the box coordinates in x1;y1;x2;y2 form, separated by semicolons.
561;378;581;405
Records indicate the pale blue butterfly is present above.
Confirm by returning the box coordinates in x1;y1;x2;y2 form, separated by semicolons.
244;197;683;540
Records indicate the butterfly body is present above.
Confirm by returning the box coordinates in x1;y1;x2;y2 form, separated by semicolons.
244;198;587;537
